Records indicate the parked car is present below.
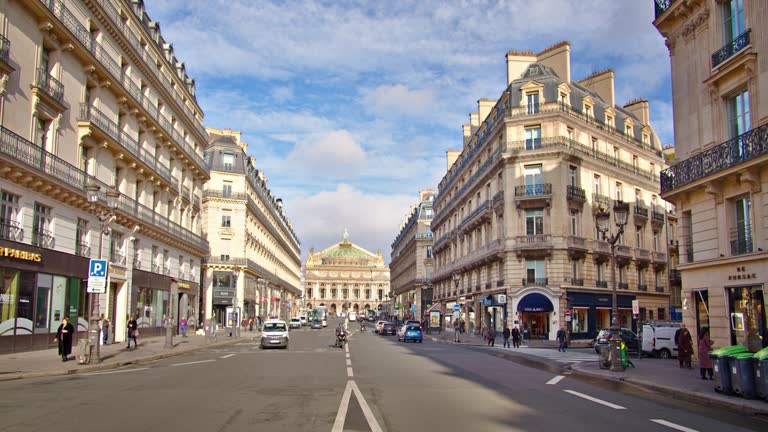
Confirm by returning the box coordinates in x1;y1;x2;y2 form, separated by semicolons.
299;316;307;326
399;325;423;343
349;311;358;321
593;328;639;354
641;322;680;359
260;319;289;349
375;320;387;334
380;322;396;335
289;317;302;329
310;319;323;329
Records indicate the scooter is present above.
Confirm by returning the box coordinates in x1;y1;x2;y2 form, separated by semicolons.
336;329;347;348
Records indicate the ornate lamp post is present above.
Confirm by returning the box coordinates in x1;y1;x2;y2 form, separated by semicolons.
452;272;461;342
232;270;240;337
84;179;120;364
596;200;630;372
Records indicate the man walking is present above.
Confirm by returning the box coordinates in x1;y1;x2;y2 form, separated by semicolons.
488;326;497;347
502;326;511;348
556;327;567;352
512;326;521;348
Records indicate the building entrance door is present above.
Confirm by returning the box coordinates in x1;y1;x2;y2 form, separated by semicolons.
522;311;549;339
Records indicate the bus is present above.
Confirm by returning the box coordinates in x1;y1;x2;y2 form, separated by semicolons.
310;306;327;327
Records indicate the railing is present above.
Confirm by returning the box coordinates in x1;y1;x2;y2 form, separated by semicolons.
523;278;548;287
712;30;750;68
567;236;587;249
33;67;64;103
459;201;490;229
653;251;667;262
79;104;171;182
567;185;586;201
730;226;753;256
655;286;665;293
109;251;126;265
669;269;681;282
593;240;611;255
492;190;504;207
0;220;23;242
638;284;648;291
651;209;665;224
571;278;584;286
634;204;648;218
683;238;694;263
0;34;10;64
618;282;629;290
661;123;768;193
592;193;611;209
182;185;191;200
0;125;208;251
75;242;90;257
203;189;246;200
193;196;201;209
31;229;55;249
515;234;552;247
596;280;608;288
515;183;552;197
654;0;675;19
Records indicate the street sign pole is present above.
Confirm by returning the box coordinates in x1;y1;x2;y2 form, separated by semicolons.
87;259;108;364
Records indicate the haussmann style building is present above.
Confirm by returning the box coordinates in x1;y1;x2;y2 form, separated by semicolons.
201;127;302;326
0;0;209;351
653;0;768;351
430;42;674;341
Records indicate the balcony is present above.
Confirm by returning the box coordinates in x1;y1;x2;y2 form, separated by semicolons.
654;0;675;19
712;30;750;69
492;191;504;212
566;185;586;205
668;240;679;256
661;123;768;194
633;204;649;224
616;244;633;265
0;34;12;74
635;248;651;268
0;220;23;242
618;282;629;290
514;183;552;210
32;67;64;106
31;229;55;249
523;277;548;287
566;236;588;260
653;251;667;270
655;285;665;293
593;240;612;263
730;227;753;256
75;242;90;258
514;234;552;259
592;193;611;212
182;185;191;203
133;257;141;270
669;269;681;282
651;208;665;228
109;251;126;266
458;201;491;234
638;284;648;292
596;280;608;288
570;278;584;286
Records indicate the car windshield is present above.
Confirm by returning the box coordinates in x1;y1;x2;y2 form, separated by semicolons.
291;319;300;322
263;323;287;332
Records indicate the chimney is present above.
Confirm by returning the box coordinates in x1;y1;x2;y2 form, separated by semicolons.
537;41;571;83
624;98;650;125
577;69;615;108
469;111;480;129
419;189;435;201
462;123;472;146
506;50;537;85
446;149;461;172
478;99;496;123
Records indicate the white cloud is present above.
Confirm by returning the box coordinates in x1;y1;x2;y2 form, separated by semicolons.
271;86;294;103
284;130;367;178
362;84;435;117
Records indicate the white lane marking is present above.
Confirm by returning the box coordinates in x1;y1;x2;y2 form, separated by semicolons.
650;419;699;432
219;354;235;359
546;375;565;385
82;368;149;376
347;367;354;377
563;390;626;410
345;353;350;359
344;344;349;354
171;359;216;367
331;380;383;432
346;359;352;366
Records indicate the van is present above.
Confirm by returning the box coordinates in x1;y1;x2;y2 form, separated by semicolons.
260;319;289;349
641;322;680;359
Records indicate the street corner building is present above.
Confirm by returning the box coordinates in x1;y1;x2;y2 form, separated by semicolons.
303;231;390;318
0;0;208;352
429;41;676;341
201;128;302;327
653;0;768;352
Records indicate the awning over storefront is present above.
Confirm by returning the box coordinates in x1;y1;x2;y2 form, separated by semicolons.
517;293;554;312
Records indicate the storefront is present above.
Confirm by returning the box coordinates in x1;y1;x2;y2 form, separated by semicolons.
566;291;636;340
132;270;196;338
516;293;554;340
0;240;89;353
482;293;507;333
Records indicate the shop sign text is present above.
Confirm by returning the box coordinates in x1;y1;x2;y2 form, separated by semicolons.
1;247;42;262
728;266;757;281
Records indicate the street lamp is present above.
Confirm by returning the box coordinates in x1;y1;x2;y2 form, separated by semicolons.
452;272;461;342
165;278;178;348
84;179;120;364
232;270;240;337
596;200;629;372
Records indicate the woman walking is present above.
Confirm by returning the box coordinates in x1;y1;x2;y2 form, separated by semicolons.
54;317;75;362
127;315;139;349
698;327;714;379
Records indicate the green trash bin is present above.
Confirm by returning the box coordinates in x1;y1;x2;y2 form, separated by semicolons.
754;347;768;400
729;352;757;399
712;345;748;394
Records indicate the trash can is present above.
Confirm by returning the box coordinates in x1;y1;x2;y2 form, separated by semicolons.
598;346;610;369
729;352;757;399
711;345;748;394
753;347;768;400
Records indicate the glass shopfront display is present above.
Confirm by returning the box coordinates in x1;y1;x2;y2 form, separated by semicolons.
135;287;169;329
570;307;589;333
728;285;766;351
568;292;636;340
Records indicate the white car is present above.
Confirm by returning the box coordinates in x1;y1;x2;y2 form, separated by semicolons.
260;319;289;349
375;320;387;334
299;316;307;326
349;311;357;321
289;317;302;329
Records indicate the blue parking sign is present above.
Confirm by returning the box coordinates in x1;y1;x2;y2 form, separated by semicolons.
89;259;108;277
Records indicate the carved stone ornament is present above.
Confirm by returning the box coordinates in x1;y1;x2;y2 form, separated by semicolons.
682;7;709;39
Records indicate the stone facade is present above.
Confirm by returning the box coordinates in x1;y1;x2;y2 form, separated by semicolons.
654;0;768;351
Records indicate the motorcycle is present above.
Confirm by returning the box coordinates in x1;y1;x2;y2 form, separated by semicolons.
360;322;366;332
336;329;347;348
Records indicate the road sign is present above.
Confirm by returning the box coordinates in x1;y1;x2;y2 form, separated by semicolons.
497;294;507;304
565;310;572;322
87;259;108;293
453;304;460;312
632;299;640;315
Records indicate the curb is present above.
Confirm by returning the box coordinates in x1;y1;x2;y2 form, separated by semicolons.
0;337;243;382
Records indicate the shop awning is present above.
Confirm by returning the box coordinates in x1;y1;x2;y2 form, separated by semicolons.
517;293;554;312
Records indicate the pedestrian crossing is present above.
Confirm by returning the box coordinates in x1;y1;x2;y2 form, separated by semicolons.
487;345;599;364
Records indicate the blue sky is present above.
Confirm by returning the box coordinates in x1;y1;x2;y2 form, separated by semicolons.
150;0;672;260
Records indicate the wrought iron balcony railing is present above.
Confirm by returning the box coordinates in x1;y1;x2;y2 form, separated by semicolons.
492;190;504;208
661;123;768;193
596;280;608;288
31;229;55;249
571;278;584;286
652;209;666;225
515;183;552;197
654;0;676;19
618;282;629;290
730;226;753;256
592;193;611;209
33;67;64;103
712;30;750;69
0;220;23;242
655;286;665;293
638;284;648;291
0;34;10;64
75;242;90;258
633;204;649;218
523;278;548;287
669;269;681;282
109;251;126;265
567;185;586;202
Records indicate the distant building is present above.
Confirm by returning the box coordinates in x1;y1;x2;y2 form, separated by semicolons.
304;231;390;317
654;0;768;351
390;190;435;321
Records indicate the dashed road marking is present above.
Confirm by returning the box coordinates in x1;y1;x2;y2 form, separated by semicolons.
563;389;626;410
346;359;352;366
650;419;699;432
219;354;235;359
546;375;565;385
347;367;354;377
171;359;216;367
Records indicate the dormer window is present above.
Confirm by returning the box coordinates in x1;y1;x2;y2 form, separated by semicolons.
606;115;614;128
526;92;540;114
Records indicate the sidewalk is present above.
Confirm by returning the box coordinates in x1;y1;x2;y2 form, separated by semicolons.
0;330;257;382
428;330;592;348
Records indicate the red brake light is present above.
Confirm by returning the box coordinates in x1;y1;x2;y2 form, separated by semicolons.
652;337;656;347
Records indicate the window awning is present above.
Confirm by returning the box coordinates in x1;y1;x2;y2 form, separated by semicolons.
517;293;554;312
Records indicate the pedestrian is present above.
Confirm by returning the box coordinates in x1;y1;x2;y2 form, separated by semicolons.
101;315;110;345
503;326;511;348
488;327;497;347
127;314;138;349
512;326;521;348
674;322;685;346
556;327;567;352
54;317;74;362
698;326;714;380
678;326;693;369
481;324;487;341
249;318;254;332
180;317;188;337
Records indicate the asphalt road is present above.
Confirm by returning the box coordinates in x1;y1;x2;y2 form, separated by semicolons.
0;318;765;432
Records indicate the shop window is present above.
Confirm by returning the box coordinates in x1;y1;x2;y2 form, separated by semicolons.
571;308;588;334
728;286;766;350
